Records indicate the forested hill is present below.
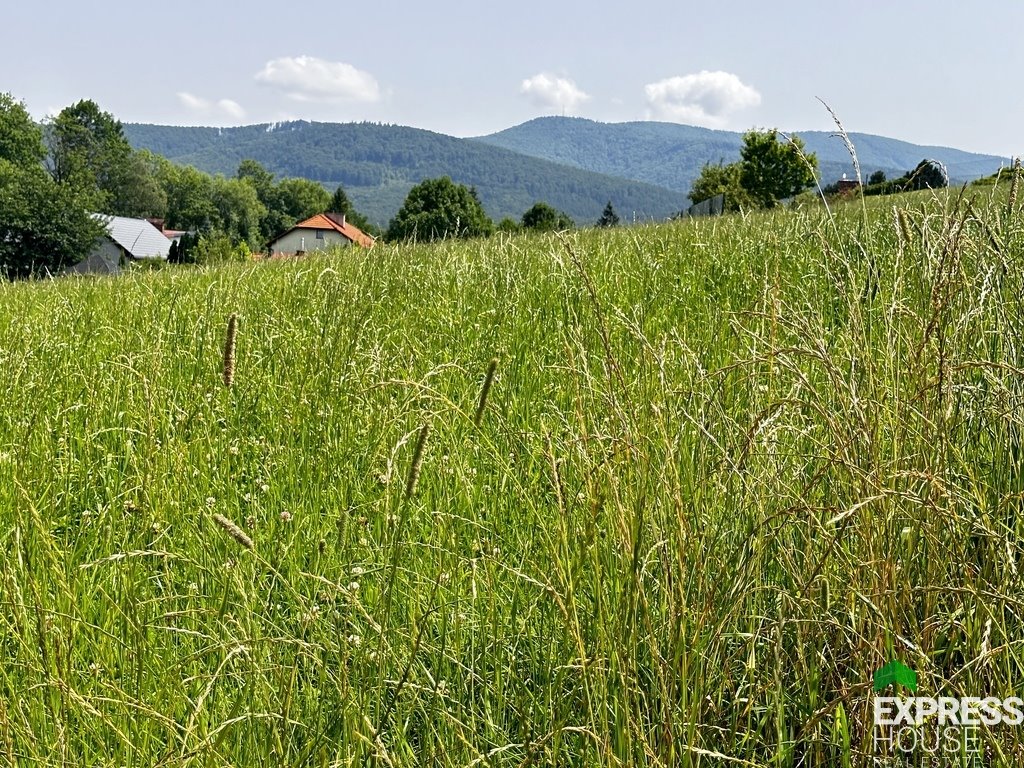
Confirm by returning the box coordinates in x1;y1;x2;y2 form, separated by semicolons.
123;121;683;226
475;117;1008;198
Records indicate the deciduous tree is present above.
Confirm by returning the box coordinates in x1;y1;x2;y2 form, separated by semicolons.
387;177;493;241
49;101;122;202
687;131;818;212
738;129;817;208
237;159;275;193
276;178;330;223
47;100;166;218
521;201;573;231
114;151;167;218
0;94;104;277
237;159;289;239
0;92;46;168
688;162;753;212
904;160;947;191
210;177;266;248
158;163;217;232
0;159;104;278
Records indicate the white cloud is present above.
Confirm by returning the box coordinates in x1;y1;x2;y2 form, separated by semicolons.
255;56;381;103
177;92;246;121
644;71;761;127
520;73;590;114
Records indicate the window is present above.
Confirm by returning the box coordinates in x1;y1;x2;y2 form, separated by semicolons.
316;230;325;240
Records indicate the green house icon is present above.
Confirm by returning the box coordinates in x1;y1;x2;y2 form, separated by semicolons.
874;661;917;693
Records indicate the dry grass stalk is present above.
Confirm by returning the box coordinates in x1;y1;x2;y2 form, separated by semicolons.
212;513;253;550
1009;157;1021;214
544;431;566;519
818;97;861;186
222;313;238;388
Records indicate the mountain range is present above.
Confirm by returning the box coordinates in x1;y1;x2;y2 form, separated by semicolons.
124;122;682;227
124;118;1009;227
475;117;1008;194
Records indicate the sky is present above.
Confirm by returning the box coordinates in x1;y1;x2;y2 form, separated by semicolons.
2;1;1020;158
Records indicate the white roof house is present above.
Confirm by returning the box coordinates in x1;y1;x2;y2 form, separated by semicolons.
66;215;172;275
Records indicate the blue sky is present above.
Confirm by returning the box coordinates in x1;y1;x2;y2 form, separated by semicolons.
3;1;1019;157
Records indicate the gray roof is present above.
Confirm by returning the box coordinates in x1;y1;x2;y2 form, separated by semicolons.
91;214;171;260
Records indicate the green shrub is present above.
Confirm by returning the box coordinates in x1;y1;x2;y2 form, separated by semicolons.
191;232;252;265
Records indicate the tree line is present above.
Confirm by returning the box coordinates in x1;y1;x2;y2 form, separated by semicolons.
857;161;948;196
4;93;837;278
0;94;381;276
687;128;949;212
0;94;630;277
383;178;618;241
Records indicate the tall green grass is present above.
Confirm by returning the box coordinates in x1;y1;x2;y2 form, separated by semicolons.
0;187;1021;766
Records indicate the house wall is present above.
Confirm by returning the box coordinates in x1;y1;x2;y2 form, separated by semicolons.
270;228;351;256
65;238;123;275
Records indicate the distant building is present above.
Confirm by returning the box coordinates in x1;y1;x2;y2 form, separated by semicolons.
268;213;375;256
66;215;172;275
680;193;725;218
147;217;188;245
837;174;861;195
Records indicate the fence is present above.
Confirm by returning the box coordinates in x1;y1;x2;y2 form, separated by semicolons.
680;193;725;219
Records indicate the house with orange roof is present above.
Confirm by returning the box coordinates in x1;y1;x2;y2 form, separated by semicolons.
268;212;374;256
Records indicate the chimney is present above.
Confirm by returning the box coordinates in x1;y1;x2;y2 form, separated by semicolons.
325;211;346;228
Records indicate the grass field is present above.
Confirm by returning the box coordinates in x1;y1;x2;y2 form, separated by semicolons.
1;187;1022;766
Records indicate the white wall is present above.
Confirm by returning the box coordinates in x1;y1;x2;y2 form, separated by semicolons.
270;228;351;256
65;239;123;275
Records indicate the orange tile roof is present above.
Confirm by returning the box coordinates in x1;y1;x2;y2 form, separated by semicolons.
292;213;375;249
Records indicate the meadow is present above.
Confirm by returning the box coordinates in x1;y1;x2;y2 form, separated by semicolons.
0;185;1022;766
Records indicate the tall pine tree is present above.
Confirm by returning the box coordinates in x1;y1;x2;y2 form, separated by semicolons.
596;201;620;228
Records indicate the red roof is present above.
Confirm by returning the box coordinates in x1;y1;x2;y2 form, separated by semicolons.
289;213;375;249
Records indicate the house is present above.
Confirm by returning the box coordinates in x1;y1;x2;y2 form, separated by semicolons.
66;215;172;275
837;174;861;195
147;217;189;246
268;212;374;256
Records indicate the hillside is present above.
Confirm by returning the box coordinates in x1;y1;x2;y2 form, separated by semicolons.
474;116;1008;200
124;121;684;226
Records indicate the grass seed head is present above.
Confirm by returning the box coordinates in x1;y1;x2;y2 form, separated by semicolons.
212;513;253;550
404;423;431;500
1009;157;1021;214
473;356;499;427
896;208;914;247
222;313;238;388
